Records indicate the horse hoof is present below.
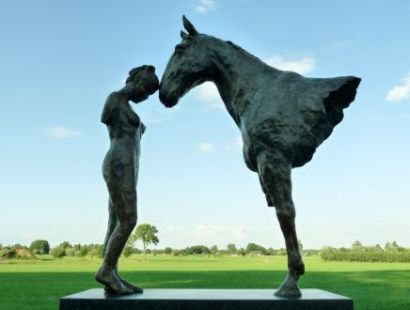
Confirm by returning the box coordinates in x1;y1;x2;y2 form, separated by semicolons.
274;276;302;298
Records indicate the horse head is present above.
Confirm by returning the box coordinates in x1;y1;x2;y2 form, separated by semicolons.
159;16;215;107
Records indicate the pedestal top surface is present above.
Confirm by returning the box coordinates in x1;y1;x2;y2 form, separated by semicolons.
62;288;350;301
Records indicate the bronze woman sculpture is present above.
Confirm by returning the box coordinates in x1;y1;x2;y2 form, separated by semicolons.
96;65;159;294
159;16;360;297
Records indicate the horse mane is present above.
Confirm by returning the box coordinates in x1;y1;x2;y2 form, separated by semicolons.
224;40;267;67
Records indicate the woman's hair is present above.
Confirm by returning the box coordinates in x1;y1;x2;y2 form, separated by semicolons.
126;65;155;84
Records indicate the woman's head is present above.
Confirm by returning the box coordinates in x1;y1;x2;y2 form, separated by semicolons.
126;65;159;103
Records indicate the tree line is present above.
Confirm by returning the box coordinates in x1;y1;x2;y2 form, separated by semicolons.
1;224;409;263
0;240;312;260
320;241;410;263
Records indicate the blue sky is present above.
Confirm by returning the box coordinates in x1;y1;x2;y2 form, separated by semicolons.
0;0;409;250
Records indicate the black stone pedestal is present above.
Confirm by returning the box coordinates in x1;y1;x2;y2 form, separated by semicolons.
60;288;353;310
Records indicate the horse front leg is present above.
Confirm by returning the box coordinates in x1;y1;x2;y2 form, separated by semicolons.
257;151;305;298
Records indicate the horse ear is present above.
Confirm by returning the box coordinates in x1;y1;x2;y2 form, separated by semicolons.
180;30;188;39
182;15;198;35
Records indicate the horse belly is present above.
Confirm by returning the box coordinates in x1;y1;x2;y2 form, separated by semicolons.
240;111;324;170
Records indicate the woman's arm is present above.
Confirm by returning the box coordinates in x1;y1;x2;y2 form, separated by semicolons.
101;92;121;125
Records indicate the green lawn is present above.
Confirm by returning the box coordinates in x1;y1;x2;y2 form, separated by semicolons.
0;255;409;309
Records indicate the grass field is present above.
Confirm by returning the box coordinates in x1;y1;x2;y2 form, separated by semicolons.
0;255;409;309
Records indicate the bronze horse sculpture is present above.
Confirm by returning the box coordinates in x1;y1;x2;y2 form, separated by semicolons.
159;16;360;297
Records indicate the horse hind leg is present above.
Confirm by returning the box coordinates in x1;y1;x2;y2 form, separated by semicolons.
257;151;305;298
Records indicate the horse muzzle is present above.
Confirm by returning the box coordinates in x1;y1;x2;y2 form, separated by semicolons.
159;86;179;108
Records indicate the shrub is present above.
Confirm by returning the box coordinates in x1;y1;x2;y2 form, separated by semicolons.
65;247;77;257
0;248;17;259
227;244;237;253
50;246;66;258
122;246;134;258
89;245;104;259
76;246;88;257
246;243;267;255
238;248;246;256
181;245;211;255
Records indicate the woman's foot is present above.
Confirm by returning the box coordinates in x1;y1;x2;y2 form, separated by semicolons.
105;279;143;294
96;267;134;295
119;278;143;294
112;267;143;294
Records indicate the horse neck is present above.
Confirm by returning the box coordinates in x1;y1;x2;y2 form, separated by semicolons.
209;43;271;124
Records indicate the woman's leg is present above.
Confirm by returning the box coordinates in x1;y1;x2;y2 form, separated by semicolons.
103;198;116;256
96;183;137;294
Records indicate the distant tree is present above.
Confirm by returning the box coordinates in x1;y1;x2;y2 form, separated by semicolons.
73;244;82;251
172;250;182;256
122;246;134;258
89;245;104;261
65;247;76;257
0;248;17;259
351;241;362;249
182;245;211;255
238;248;246;256
210;245;218;255
246;243;267;255
30;240;50;255
0;243;3;250
123;236;136;258
385;241;401;252
76;246;88;257
277;248;287;256
164;247;172;254
266;247;275;256
131;224;159;260
59;241;72;249
227;244;237;253
298;240;303;252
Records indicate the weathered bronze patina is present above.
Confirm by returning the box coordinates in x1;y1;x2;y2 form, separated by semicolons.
159;16;360;298
96;65;159;295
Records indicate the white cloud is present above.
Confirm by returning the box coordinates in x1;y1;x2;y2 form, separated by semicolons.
266;56;316;74
47;126;81;139
386;73;410;102
195;82;223;108
197;142;214;153
195;0;215;13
